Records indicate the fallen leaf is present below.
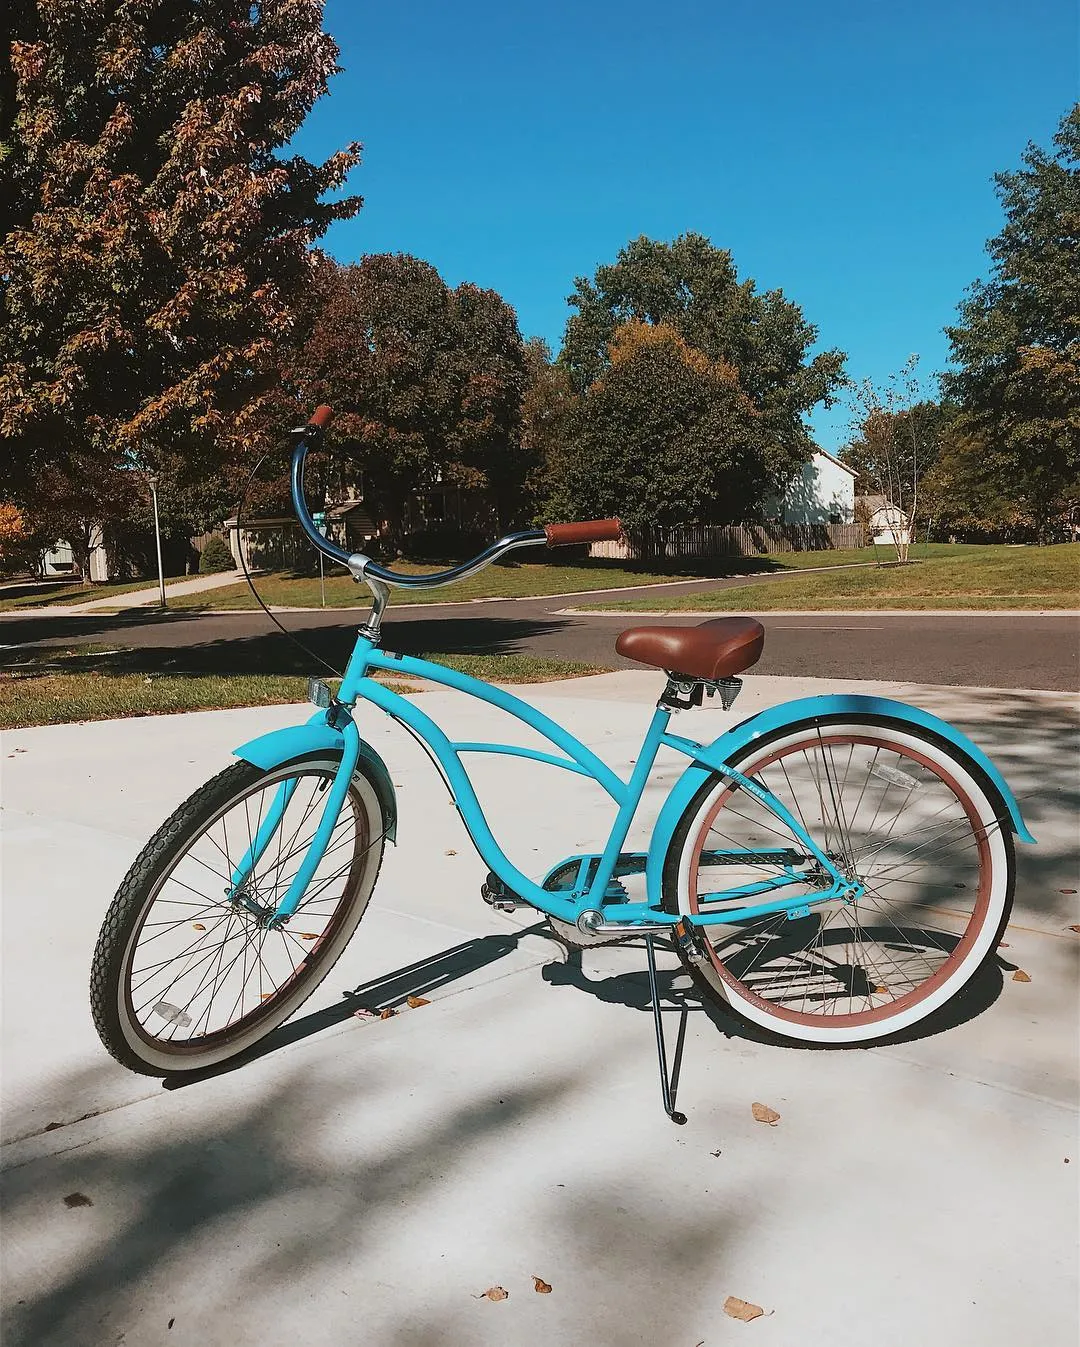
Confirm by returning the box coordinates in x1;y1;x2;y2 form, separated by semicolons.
998;941;1010;948
352;1007;377;1019
191;923;206;931
532;1276;552;1294
724;1295;764;1322
751;1102;780;1126
63;1192;92;1208
1012;970;1031;983
260;992;274;1000
298;932;320;941
406;995;430;1008
1069;925;1080;934
1060;889;1077;895
473;1286;508;1301
445;849;457;856
710;1149;722;1157
873;986;888;995
380;1007;396;1019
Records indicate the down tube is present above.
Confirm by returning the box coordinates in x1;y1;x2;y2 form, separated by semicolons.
354;677;595;925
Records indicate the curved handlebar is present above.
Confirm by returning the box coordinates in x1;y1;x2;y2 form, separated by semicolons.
289;408;623;591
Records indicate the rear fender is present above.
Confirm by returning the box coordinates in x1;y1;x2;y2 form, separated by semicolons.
644;693;1033;909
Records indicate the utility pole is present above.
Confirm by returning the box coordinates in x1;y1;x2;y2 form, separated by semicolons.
148;473;166;608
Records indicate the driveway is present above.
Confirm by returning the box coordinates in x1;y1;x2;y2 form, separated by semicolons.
2;673;1077;1346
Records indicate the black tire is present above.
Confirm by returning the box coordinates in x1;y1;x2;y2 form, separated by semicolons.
662;714;1016;1045
90;754;386;1076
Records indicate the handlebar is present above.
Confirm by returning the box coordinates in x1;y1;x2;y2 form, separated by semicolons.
289;407;623;591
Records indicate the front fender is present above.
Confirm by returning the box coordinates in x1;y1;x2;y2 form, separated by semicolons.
644;694;1034;909
233;711;397;842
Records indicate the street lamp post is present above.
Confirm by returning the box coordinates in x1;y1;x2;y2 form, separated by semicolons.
147;473;166;608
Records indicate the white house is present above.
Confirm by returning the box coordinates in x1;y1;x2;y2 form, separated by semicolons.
774;450;857;525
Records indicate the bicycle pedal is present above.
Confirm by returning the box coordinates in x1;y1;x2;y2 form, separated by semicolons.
481;872;528;912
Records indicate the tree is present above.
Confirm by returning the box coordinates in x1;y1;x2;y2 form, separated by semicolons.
943;105;1080;540
519;338;579;521
561;233;846;478
546;321;772;550
841;357;945;559
296;255;529;540
25;458;138;582
0;1;362;499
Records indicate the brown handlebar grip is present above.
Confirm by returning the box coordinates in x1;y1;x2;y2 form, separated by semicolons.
544;518;624;547
307;404;335;430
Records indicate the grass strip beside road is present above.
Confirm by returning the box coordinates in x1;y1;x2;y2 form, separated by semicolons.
0;650;609;729
579;544;1080;612
161;561;714;609
0;575;191;612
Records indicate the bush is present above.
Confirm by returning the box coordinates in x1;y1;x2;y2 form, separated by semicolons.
400;524;490;564
198;535;235;574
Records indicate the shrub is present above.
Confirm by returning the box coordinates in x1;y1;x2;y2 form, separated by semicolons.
400;524;490;564
198;535;235;574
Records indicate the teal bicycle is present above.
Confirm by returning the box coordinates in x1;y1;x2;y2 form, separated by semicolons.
90;407;1033;1122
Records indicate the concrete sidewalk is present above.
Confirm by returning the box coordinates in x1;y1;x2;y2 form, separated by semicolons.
20;569;249;615
2;673;1077;1346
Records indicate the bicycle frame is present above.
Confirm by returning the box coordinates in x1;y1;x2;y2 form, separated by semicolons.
231;631;856;933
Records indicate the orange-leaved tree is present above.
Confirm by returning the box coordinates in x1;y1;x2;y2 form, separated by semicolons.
0;0;362;525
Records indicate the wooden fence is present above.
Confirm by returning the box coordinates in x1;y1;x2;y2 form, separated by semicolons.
589;522;863;561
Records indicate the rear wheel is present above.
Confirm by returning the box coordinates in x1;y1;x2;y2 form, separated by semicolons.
90;755;385;1075
664;716;1014;1044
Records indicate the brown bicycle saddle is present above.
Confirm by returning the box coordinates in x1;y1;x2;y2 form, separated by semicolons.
615;617;765;681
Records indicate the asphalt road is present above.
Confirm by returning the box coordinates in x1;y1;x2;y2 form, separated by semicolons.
2;580;1077;690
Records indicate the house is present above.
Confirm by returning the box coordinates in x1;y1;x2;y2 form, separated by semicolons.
775;450;858;525
41;527;110;581
224;498;378;571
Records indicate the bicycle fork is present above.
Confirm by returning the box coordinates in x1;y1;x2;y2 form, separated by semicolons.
227;717;362;926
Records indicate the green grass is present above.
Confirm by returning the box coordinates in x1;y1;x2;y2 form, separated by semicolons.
162;561;714;610
579;544;1080;612
0;574;190;612
0;647;609;729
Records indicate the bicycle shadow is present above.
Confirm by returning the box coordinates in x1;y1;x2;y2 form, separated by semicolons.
161;921;552;1089
540;932;1013;1052
161;916;1012;1095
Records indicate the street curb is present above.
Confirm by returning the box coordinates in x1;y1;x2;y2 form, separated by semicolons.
559;608;1080;618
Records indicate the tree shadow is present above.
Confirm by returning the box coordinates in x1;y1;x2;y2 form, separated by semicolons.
2;613;576;678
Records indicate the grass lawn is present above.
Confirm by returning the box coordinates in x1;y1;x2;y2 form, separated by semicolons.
580;544;1080;612
0;647;609;729
0;574;189;612
163;560;728;610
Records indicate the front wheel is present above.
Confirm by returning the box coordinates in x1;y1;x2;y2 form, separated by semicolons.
663;716;1015;1044
90;754;386;1075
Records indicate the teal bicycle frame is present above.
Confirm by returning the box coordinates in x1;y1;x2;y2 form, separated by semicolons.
222;410;1033;1123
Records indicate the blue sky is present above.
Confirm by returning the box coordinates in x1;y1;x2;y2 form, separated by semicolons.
293;0;1076;449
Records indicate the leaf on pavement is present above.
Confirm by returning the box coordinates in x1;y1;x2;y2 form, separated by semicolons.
191;923;206;931
532;1276;552;1294
873;986;888;995
1069;924;1080;933
379;1006;396;1019
63;1192;93;1208
445;849;457;856
723;1295;764;1321
1012;969;1031;982
297;932;320;940
473;1286;508;1301
406;995;430;1008
751;1102;780;1125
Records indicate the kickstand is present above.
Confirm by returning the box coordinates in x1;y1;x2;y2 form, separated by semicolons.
644;932;687;1125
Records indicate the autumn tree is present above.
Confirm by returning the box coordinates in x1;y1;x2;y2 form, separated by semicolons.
561;233;846;475
943;105;1080;540
296;255;529;540
547;321;772;550
519;338;579;520
0;0;362;512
